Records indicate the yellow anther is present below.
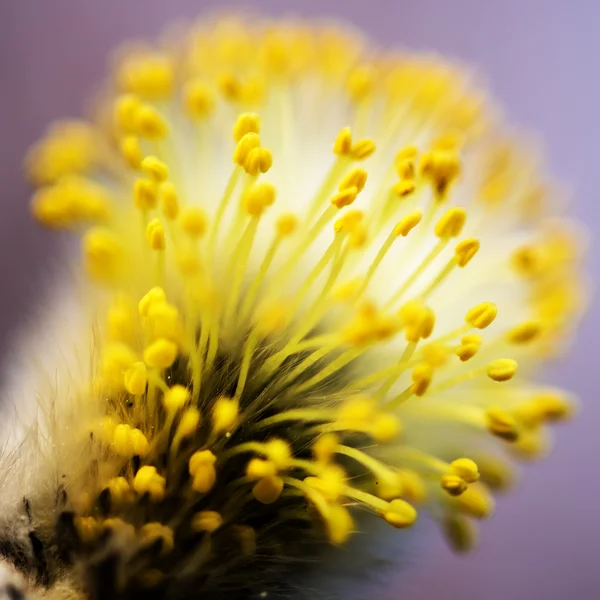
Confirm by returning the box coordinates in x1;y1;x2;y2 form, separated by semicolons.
305;465;347;502
124;361;147;395
141;155;169;182
370;413;401;442
189;450;217;494
334;209;364;233
139;287;166;318
434;207;467;238
276;213;298;237
146;218;166;251
83;227;122;281
246;458;277;480
420;148;461;197
456;333;482;362
160;181;180;220
143;338;178;368
443;516;478;553
396;145;419;163
217;72;243;102
120;135;143;169
487;358;518;382
346;64;375;102
331;187;358;209
393;179;416;197
454;484;495;519
117;52;174;100
465;302;497;329
382;499;417;528
134;104;169;139
139;523;174;553
476;456;515;491
147;300;181;342
252;475;284;504
327;505;355;545
233;113;261;142
176;408;200;439
455;238;480;267
395;157;416;181
183;80;216;120
400;470;427;503
26;121;96;184
233;132;261;166
212;396;239;434
506;321;542;344
350;139;376;160
163;385;190;413
313;433;340;463
243;181;277;217
113;424;150;458
115;94;142;132
486;407;520;441
339;168;368;193
394;210;423;237
399;301;435;342
263;439;292;469
106;477;134;506
134;178;159;211
192;511;223;533
244;147;273;175
422;343;450;367
410;363;434;396
530;392;573;423
441;474;468;496
451;458;480;483
75;516;102;543
180;206;208;238
337;395;377;424
101;342;138;389
333;127;352;156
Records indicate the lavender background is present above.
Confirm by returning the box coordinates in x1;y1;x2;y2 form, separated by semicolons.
1;1;598;598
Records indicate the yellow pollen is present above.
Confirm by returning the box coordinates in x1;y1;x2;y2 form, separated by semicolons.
189;450;217;493
244;147;273;175
382;499;418;528
331;186;358;209
115;94;142;132
350;138;376;160
82;227;122;281
410;363;434;396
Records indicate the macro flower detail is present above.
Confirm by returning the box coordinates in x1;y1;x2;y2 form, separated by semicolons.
0;14;585;600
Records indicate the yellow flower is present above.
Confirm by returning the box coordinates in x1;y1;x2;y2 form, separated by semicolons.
12;13;585;599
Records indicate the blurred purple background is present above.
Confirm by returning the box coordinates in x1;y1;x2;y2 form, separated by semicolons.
1;1;598;598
